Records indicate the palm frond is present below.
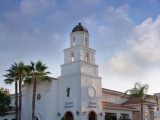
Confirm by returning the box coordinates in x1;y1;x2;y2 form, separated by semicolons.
125;82;150;101
36;61;42;71
46;71;51;74
24;77;32;84
41;76;51;82
4;78;14;84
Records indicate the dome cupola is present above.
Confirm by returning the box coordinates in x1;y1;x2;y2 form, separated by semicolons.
72;23;88;33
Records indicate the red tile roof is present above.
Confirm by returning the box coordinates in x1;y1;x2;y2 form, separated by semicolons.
102;88;124;94
122;100;157;105
102;101;136;110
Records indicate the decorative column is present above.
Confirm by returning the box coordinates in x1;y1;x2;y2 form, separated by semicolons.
129;114;133;120
145;111;149;120
117;113;121;120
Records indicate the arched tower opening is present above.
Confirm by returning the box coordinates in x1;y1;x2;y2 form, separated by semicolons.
85;37;88;46
86;52;90;62
72;37;75;46
70;52;74;62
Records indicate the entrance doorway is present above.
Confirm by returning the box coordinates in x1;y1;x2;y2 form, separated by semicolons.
105;113;116;120
64;112;74;120
88;111;97;120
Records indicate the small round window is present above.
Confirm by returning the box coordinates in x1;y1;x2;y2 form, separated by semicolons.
88;87;96;98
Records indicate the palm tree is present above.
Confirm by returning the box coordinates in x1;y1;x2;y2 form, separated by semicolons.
125;82;158;120
24;61;51;120
17;62;27;120
4;62;27;120
4;63;19;120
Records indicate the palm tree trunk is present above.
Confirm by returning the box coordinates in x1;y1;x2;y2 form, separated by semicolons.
15;80;18;120
32;77;37;120
19;79;22;120
141;100;143;120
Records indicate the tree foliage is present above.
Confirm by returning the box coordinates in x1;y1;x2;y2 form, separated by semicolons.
0;89;11;116
24;61;51;120
125;82;158;120
4;62;27;120
0;87;10;95
3;60;51;119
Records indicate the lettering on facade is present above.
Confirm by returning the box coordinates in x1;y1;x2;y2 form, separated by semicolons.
88;101;96;108
64;101;74;108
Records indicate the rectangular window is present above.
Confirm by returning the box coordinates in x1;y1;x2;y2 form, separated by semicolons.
67;88;70;97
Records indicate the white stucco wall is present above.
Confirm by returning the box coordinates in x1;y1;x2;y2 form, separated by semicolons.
21;79;58;120
58;74;81;120
102;92;128;104
70;31;89;47
81;73;103;120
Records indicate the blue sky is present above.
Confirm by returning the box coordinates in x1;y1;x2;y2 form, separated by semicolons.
0;0;160;94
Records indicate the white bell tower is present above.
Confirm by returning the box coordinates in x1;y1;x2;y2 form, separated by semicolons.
58;23;103;120
64;23;95;65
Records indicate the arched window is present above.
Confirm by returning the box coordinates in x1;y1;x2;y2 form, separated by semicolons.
86;52;90;62
85;37;88;46
71;52;74;62
73;37;75;46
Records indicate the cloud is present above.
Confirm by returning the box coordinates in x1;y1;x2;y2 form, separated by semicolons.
83;5;135;57
20;0;56;16
103;5;132;24
129;16;160;64
0;0;65;84
82;14;98;27
67;0;101;10
108;15;160;74
103;5;134;38
109;51;140;73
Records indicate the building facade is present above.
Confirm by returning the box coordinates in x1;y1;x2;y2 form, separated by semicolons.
0;23;159;120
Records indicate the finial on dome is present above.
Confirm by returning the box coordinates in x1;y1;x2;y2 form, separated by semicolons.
78;22;81;25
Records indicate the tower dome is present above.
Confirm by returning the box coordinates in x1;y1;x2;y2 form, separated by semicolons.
72;23;88;33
